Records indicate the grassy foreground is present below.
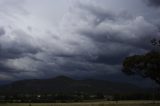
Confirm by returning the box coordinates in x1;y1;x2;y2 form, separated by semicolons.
0;101;160;106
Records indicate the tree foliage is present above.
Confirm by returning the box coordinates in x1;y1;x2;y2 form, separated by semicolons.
122;39;160;84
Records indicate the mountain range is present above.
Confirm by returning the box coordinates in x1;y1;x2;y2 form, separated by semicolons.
0;76;146;95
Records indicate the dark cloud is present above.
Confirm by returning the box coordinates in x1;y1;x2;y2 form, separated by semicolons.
0;63;12;73
90;54;128;65
146;0;160;7
0;0;159;87
56;0;160;83
0;28;5;36
65;2;158;75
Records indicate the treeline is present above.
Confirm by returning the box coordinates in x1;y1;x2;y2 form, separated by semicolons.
0;92;160;103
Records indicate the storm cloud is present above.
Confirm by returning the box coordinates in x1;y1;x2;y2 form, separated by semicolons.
146;0;160;7
0;0;159;85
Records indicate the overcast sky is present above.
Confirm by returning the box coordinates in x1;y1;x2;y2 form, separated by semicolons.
0;0;160;86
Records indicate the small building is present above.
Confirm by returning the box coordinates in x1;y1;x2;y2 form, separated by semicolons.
104;95;114;101
37;95;41;98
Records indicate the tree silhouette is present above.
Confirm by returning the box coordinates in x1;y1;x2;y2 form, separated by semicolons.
122;39;160;84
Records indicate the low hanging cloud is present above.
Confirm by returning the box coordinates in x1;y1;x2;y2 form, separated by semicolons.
0;0;160;83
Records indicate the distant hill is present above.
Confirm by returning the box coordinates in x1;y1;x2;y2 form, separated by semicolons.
0;76;145;95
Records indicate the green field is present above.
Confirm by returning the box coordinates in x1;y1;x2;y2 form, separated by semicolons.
0;101;160;106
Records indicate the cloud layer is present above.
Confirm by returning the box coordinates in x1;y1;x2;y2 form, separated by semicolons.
0;0;160;85
146;0;160;7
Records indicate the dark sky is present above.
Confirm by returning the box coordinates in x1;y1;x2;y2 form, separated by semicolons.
0;0;160;86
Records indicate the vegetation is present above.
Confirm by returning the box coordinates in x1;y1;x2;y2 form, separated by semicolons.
0;101;160;106
122;39;160;84
1;76;153;103
0;90;160;103
123;51;160;84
